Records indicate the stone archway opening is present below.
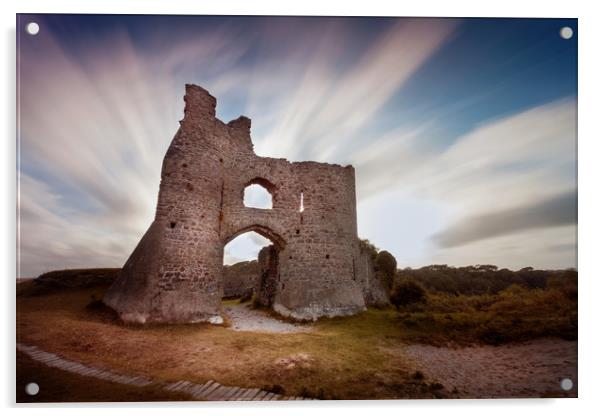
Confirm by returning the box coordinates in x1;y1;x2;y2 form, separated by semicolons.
222;226;284;306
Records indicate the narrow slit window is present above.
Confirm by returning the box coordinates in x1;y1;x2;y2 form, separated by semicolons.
299;191;304;212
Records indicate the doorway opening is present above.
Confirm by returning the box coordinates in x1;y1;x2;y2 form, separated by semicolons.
222;229;282;307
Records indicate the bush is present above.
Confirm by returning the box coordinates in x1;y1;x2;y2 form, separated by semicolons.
359;239;379;262
390;278;426;309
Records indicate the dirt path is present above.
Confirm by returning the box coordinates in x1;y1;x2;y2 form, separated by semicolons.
223;304;313;333
17;343;312;401
401;338;577;398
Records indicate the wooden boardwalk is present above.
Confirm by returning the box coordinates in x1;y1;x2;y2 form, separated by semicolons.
17;343;314;401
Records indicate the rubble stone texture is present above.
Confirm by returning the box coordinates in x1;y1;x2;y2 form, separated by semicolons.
222;261;258;298
104;84;382;323
255;245;279;307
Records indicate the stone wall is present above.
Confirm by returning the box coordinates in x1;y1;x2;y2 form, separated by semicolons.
356;245;390;306
225;240;391;308
104;84;368;323
255;245;279;307
223;261;258;298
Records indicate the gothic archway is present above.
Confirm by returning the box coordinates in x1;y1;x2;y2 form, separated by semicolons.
222;224;285;306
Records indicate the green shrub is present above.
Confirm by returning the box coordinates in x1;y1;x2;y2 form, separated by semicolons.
390;278;426;309
359;239;379;262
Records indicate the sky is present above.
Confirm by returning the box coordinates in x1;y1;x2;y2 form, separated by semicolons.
16;15;577;277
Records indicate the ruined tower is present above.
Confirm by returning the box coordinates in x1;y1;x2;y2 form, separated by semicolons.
104;84;369;323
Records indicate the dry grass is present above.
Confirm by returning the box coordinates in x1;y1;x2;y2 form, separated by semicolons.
16;285;438;400
16;271;577;401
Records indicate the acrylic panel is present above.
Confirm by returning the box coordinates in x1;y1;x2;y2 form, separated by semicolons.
16;14;577;402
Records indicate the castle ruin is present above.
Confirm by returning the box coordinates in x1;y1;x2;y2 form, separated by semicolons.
104;84;386;323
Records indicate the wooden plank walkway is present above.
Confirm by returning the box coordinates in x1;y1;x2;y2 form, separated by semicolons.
17;343;314;401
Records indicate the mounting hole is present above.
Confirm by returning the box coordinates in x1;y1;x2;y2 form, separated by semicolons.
25;382;39;396
26;22;40;36
560;378;573;391
560;26;573;40
170;222;176;229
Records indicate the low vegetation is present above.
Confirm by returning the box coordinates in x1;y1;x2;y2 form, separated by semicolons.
388;265;577;345
18;268;120;297
394;283;577;345
359;241;578;345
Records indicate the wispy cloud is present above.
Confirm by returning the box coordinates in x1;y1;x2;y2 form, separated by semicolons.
254;19;459;161
433;190;577;248
18;17;462;276
17;16;576;275
356;98;577;270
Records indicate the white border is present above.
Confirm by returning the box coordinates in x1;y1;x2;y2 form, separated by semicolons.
3;1;601;415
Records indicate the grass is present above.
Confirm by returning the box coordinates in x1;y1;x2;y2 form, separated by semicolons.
17;284;440;401
15;268;577;401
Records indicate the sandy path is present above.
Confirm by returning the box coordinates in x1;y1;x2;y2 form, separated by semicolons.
17;343;312;401
400;338;577;398
223;304;312;334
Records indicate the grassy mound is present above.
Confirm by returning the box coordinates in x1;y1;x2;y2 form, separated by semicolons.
17;268;120;297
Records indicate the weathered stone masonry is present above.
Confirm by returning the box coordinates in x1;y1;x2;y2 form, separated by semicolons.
104;84;380;323
223;261;258;298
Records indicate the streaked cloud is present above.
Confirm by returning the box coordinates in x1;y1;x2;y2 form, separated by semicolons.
17;16;577;276
356;98;576;270
255;19;459;161
433;190;577;248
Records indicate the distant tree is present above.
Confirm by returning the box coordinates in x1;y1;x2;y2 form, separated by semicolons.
476;264;498;272
385;261;572;297
427;264;449;271
375;250;397;291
